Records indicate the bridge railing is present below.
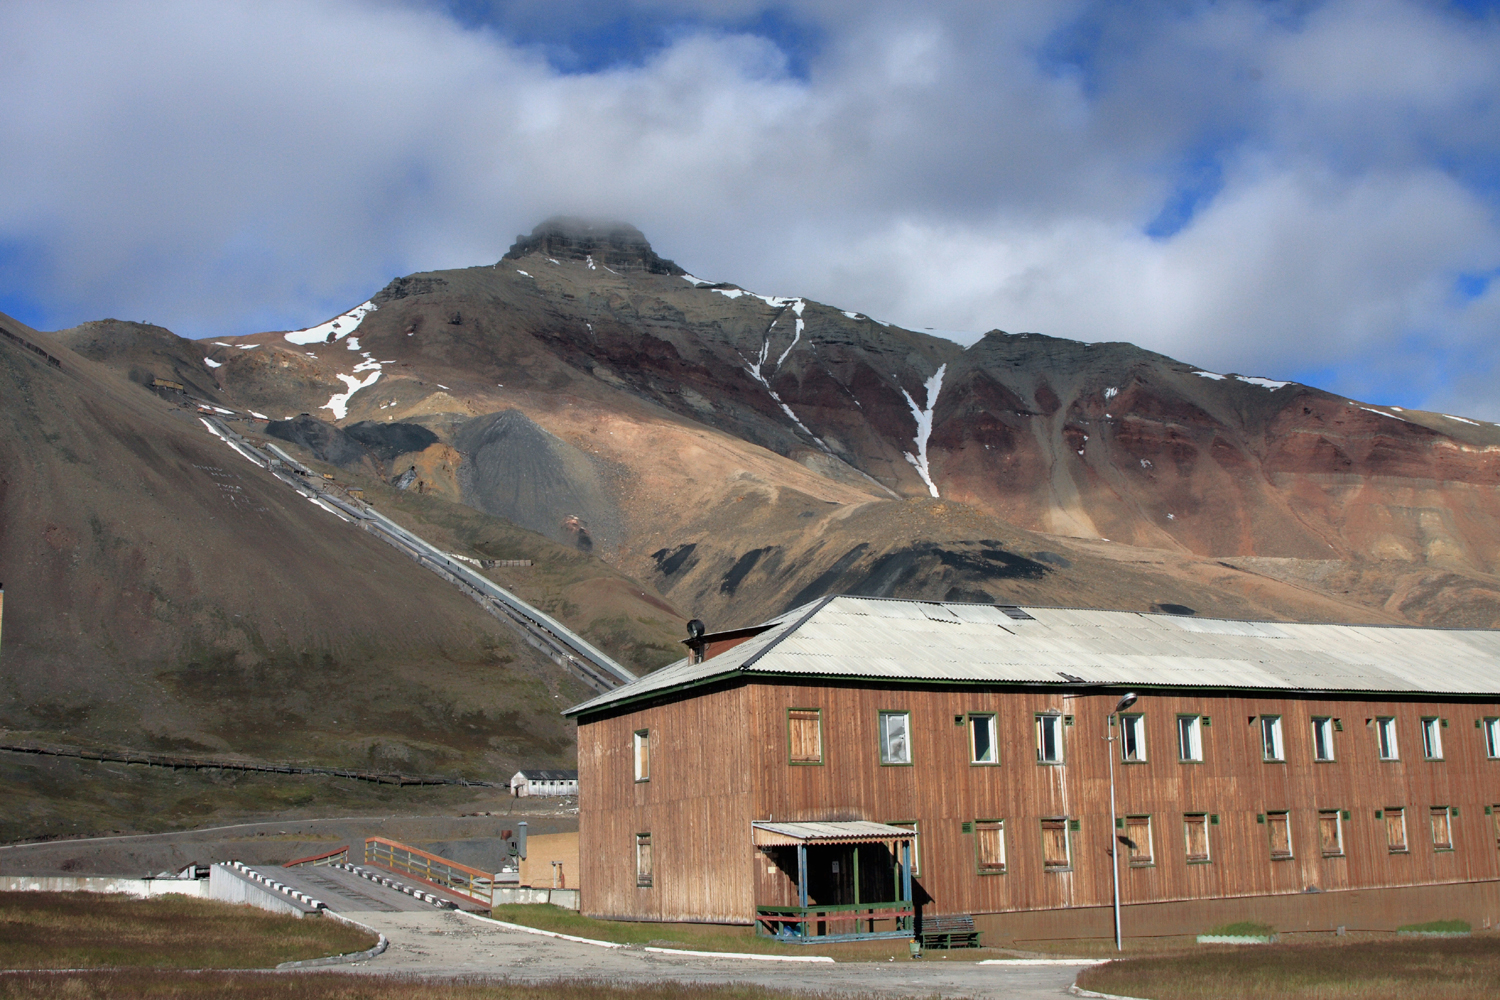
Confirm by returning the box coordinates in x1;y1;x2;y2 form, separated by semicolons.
365;836;495;908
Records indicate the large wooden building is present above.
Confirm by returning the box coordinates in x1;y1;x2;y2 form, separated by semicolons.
565;596;1500;944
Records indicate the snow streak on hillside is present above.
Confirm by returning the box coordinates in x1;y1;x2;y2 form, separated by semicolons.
284;301;377;345
902;364;946;498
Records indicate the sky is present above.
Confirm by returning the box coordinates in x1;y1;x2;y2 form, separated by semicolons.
2;0;1499;417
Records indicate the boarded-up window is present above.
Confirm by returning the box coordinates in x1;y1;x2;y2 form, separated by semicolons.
1431;807;1453;850
1042;818;1071;871
1386;807;1408;852
1319;810;1344;856
633;730;650;782
1120;714;1146;762
1184;814;1210;862
879;711;911;765
1125;815;1153;867
788;709;822;764
975;820;1005;874
635;832;653;887
1267;811;1292;859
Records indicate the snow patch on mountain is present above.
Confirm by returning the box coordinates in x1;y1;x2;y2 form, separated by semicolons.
284;300;376;346
901;364;947;498
203;357;222;368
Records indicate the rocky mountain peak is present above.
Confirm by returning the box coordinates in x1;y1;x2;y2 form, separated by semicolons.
503;216;685;275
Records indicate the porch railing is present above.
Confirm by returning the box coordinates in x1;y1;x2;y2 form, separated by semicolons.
365;836;495;908
755;901;915;942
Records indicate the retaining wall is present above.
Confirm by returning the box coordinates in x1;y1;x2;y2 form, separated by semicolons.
494;886;579;909
0;875;207;898
208;864;315;917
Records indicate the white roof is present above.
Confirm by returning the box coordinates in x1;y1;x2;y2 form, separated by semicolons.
751;821;914;845
566;596;1500;716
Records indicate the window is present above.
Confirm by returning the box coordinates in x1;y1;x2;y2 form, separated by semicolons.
1035;713;1065;763
1184;814;1211;863
1267;811;1293;859
1376;717;1399;760
1319;810;1344;857
1261;716;1284;761
1431;806;1453;851
887;820;921;876
1312;717;1336;762
788;708;822;764
635;832;653;887
1120;714;1146;762
1385;807;1408;853
633;729;650;782
975;820;1006;874
1422;717;1444;760
1177;715;1203;762
1492;805;1500;849
1485;718;1500;759
1124;815;1153;867
879;711;911;765
1041;817;1072;871
969;714;998;764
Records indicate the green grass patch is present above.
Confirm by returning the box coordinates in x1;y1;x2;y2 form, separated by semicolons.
0;971;829;1000
0;892;375;969
1075;934;1500;999
1206;921;1276;937
1398;920;1471;934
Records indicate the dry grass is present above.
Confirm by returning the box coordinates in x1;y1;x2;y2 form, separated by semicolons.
0;972;828;1000
0;892;375;969
1075;934;1500;999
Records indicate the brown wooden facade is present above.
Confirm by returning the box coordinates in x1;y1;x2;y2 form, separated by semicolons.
577;677;1500;928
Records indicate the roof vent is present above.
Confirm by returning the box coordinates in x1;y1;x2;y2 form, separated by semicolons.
998;606;1034;620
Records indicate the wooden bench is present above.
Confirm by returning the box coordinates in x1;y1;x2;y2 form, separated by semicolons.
919;913;981;949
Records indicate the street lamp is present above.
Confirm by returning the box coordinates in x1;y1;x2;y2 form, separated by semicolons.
1107;691;1138;952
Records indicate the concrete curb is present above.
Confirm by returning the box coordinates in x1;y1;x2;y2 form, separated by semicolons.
277;912;389;969
980;958;1108;966
334;863;457;909
1070;983;1151;1000
457;912;834;962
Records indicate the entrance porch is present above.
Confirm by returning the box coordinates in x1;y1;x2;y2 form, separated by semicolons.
751;821;915;943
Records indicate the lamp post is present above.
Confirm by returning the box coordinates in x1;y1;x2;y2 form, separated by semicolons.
1107;691;1138;953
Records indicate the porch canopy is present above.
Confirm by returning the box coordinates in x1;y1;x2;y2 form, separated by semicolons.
751;821;913;846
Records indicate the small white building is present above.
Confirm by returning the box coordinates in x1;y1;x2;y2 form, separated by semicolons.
510;768;578;797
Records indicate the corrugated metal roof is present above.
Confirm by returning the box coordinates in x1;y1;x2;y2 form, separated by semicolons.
565;596;1500;716
751;821;915;845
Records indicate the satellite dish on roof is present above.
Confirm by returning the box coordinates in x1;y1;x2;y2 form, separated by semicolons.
686;619;706;639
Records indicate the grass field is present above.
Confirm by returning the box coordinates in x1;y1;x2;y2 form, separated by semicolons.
1074;934;1500;999
0;892;376;970
0;973;827;1000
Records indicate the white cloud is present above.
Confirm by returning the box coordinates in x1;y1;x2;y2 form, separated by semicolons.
0;0;1498;417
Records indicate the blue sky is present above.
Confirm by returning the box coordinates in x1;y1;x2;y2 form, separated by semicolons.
2;0;1499;418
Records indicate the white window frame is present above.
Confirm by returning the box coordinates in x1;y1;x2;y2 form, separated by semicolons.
1266;810;1294;860
969;713;998;765
1183;813;1211;863
1261;715;1285;762
1486;717;1500;759
1377;717;1399;760
1120;713;1147;763
1385;807;1408;853
879;710;912;765
1035;713;1065;764
1124;814;1154;867
1177;715;1203;762
1431;806;1454;851
1312;717;1336;762
1422;717;1444;760
633;729;651;782
1319;809;1344;857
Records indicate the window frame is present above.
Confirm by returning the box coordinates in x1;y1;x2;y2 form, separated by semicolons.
1177;714;1204;763
968;713;999;765
1484;718;1500;759
635;832;653;887
1311;717;1336;762
1260;715;1285;762
1431;806;1454;851
1384;806;1408;853
787;707;824;766
1035;713;1065;765
1376;716;1399;761
1266;810;1294;860
1040;816;1072;872
1119;713;1147;763
878;710;913;766
1183;813;1211;864
1318;809;1345;857
1422;717;1444;761
974;819;1006;875
887;819;921;876
1123;814;1154;868
633;729;651;783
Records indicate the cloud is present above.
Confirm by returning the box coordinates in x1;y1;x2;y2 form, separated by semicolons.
1;0;1498;417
